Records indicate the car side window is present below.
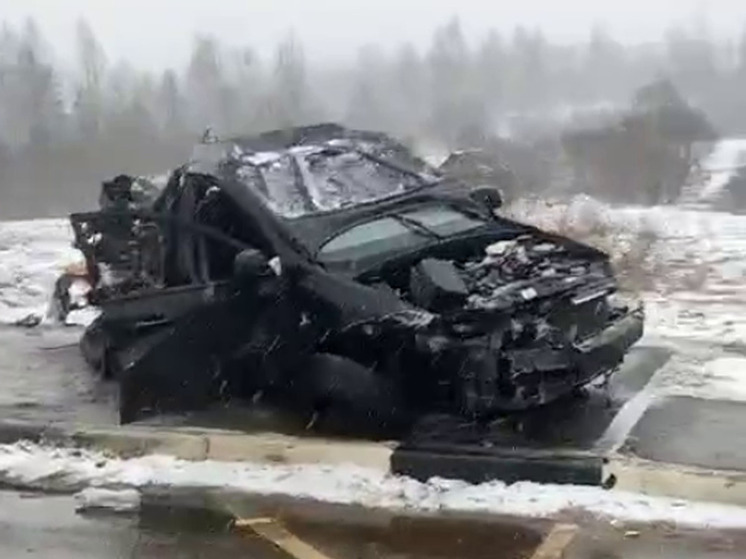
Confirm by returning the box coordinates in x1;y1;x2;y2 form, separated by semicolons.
167;176;268;283
318;217;425;265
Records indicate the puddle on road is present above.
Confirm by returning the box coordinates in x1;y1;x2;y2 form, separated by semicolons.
139;496;544;559
285;514;541;559
286;508;543;559
9;489;745;558
136;495;746;559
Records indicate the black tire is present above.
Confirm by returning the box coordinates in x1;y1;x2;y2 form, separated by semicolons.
79;316;120;379
79;316;107;372
293;353;406;435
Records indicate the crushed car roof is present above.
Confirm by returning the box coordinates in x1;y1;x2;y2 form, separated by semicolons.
187;123;443;221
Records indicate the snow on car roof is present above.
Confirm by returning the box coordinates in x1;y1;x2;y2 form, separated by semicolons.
189;125;441;219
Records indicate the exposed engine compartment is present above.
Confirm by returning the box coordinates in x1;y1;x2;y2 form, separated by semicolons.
460;236;606;307
372;235;611;317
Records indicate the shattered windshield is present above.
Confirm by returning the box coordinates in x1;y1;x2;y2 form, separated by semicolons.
318;206;486;266
232;141;439;218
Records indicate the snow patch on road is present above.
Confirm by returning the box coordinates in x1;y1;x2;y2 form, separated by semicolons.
1;441;746;529
74;487;141;513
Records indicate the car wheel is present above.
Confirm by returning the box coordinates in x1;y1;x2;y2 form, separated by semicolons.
80;316;107;373
80;316;122;380
295;353;406;436
100;345;122;380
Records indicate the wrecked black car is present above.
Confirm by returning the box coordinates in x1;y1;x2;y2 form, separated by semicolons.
69;123;644;427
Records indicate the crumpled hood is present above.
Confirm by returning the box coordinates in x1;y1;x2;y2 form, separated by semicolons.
460;236;615;312
400;233;614;315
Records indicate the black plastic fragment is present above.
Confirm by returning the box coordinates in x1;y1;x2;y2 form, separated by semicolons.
390;441;604;486
409;258;468;311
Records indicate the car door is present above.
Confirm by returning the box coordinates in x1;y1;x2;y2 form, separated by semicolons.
84;174;304;423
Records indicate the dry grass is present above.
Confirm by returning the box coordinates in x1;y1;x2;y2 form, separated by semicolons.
502;195;668;293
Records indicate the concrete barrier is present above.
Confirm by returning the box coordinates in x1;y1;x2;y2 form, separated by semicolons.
0;419;394;473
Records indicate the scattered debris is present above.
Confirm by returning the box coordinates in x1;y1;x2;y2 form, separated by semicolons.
74;487;141;513
13;314;42;328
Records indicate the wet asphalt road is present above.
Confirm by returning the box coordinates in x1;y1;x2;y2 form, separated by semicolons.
0;489;544;559
0;489;537;559
0;326;117;426
1;490;743;559
0;490;256;558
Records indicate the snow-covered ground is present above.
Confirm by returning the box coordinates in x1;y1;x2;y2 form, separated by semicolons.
0;442;745;529
0;219;83;325
3;192;746;527
697;138;746;202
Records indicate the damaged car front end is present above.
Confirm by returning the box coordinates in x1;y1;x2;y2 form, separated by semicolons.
68;123;644;429
315;213;644;420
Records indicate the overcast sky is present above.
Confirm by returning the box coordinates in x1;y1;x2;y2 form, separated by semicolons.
3;0;746;72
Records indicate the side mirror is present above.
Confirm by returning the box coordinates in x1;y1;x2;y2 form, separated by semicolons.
233;248;272;283
469;186;503;212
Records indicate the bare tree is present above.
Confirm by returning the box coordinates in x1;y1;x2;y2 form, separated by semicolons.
185;35;224;131
563;79;718;204
428;17;486;148
74;18;107;139
269;32;312;127
156;69;187;138
3;15;746;218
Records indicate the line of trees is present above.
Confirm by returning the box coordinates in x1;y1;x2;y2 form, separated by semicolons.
561;78;719;205
1;16;746;217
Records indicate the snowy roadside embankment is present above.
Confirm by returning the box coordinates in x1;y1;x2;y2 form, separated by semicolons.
0;219;82;325
1;441;745;529
696;138;746;203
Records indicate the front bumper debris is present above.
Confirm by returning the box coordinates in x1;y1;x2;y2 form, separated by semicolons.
573;303;645;381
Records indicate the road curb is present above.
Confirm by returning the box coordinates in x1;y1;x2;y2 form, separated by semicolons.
204;431;395;470
0;419;395;472
606;452;746;507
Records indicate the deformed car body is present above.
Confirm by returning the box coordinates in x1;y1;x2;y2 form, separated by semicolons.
70;123;644;427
